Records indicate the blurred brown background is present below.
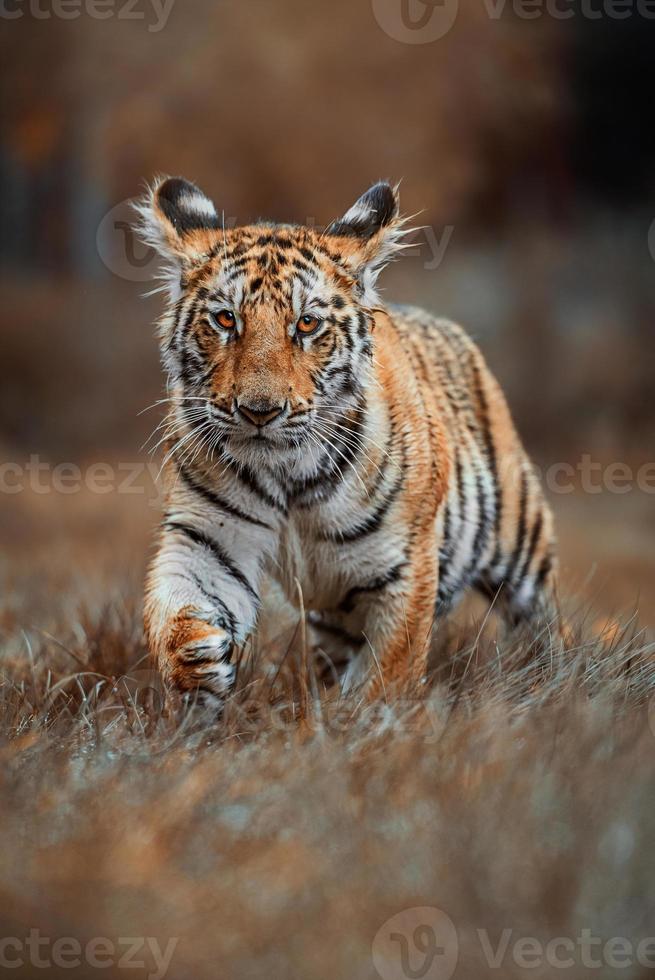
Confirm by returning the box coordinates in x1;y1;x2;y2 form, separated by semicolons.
1;0;654;616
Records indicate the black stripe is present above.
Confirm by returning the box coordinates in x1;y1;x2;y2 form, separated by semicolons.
463;459;494;586
164;520;258;604
222;452;287;514
321;363;351;384
472;360;502;562
299;245;319;265
177;297;199;354
291;258;314;276
323;466;404;544
438;440;463;573
178;651;230;668
189;571;238;638
338;317;355;352
287;449;336;501
514;510;543;589
338;562;407;613
534;551;553;592
356;309;369;338
177;297;203;385
466;472;489;574
438;450;468;604
440;500;451;560
226;262;248;281
452;448;464;525
504;468;529;585
178;462;273;530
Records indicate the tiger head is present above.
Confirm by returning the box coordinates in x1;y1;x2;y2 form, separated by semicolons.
139;177;409;464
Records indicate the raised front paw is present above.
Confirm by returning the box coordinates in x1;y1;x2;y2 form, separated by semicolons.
160;609;236;709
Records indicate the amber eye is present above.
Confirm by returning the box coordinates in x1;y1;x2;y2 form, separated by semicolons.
213;309;236;330
296;314;321;336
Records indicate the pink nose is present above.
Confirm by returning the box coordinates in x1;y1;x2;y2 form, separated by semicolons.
237;402;284;427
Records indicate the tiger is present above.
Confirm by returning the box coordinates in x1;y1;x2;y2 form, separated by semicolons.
138;176;560;707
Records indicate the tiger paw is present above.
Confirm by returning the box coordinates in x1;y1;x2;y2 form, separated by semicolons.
166;613;236;707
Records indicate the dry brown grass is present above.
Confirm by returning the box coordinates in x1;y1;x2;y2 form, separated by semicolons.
2;491;655;980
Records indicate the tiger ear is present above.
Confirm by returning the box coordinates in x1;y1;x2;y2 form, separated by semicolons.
135;177;221;295
326;181;409;305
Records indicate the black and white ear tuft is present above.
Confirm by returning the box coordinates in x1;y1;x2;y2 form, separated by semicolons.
134;176;221;299
326;181;413;305
326;181;400;240
153;177;220;236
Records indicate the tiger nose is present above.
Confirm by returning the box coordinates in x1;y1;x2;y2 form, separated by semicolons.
237;401;285;427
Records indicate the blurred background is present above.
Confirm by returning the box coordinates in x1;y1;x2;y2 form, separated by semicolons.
1;0;654;615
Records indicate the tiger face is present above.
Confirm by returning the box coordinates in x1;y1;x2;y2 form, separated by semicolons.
139;177;408;464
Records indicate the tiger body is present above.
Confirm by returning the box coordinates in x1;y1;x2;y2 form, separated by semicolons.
140;178;558;704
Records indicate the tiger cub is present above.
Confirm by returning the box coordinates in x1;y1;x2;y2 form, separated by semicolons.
138;177;560;705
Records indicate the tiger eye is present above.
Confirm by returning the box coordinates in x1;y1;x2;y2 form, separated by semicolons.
296;314;321;336
214;309;236;330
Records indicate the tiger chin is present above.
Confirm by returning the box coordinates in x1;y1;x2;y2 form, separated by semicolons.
138;176;561;710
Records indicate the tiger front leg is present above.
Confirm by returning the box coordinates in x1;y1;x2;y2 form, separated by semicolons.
334;548;439;700
145;516;277;709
